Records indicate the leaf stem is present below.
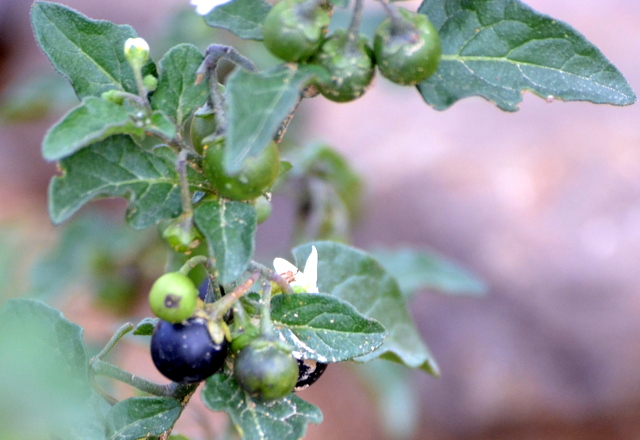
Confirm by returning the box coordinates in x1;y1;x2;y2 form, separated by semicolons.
177;149;194;221
259;281;273;336
92;359;174;396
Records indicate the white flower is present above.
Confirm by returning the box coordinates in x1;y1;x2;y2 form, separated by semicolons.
190;0;230;15
273;246;318;293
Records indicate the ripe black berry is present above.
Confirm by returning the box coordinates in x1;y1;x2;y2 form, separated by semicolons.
150;318;227;383
294;358;328;391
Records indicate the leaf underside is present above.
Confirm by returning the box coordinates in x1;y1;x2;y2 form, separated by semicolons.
417;0;636;111
203;0;272;41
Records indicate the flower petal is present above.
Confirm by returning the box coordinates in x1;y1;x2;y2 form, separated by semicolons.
273;257;299;277
303;246;318;291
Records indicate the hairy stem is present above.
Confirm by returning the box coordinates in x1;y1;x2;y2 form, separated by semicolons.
346;0;365;49
178;255;210;276
93;322;134;361
249;261;294;294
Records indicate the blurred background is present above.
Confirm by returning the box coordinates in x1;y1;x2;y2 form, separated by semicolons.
1;0;639;439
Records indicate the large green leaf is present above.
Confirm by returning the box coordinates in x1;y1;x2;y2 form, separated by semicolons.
202;373;322;440
49;136;207;229
42;97;145;161
417;0;636;111
31;1;154;99
193;199;256;284
271;293;387;363
371;247;486;299
293;242;439;375
203;0;272;41
225;65;321;174
0;299;105;440
151;44;209;126
106;397;182;440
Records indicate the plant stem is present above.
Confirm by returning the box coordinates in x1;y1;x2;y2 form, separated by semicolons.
196;45;257;136
178;255;210;276
259;281;273;336
93;322;134;361
207;271;261;318
249;261;294;294
177;149;194;221
92;359;173;396
346;0;365;49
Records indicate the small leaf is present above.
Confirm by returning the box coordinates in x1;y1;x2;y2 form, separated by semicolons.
49;136;207;229
193;199;256;284
42;97;145;161
204;0;272;41
293;242;439;375
150;110;178;140
417;0;636;111
225;65;321;174
106;397;182;440
31;1;154;99
371;247;487;299
272;293;387;363
133;317;159;336
202;373;322;440
151;44;209;126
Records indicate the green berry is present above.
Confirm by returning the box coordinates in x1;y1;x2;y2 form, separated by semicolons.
373;9;441;85
148;272;198;323
233;337;299;400
263;0;330;62
313;30;375;102
203;138;280;201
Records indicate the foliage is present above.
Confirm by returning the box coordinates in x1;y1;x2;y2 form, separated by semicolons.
0;0;633;439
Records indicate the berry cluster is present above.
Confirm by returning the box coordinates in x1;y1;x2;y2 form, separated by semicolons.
148;275;326;400
263;0;442;102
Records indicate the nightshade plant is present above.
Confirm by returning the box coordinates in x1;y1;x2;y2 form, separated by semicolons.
0;0;634;439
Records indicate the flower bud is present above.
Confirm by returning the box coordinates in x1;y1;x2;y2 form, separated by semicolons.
143;74;158;92
124;38;150;70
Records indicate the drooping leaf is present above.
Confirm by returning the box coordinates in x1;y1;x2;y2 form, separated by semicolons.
0;299;106;440
202;373;322;440
356;360;421;440
49;136;207;229
417;0;636;111
106;397;182;440
193;199;256;284
225;65;322;174
31;1;155;99
293;242;439;375
42;97;145;161
133;317;159;336
151;44;208;126
203;0;272;41
271;293;387;363
371;247;487;299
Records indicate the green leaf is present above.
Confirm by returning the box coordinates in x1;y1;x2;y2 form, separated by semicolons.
106;397;182;440
203;0;272;41
417;0;636;111
133;317;158;336
202;373;322;440
193;199;256;284
151;44;209;126
49;136;207;229
356;360;421;440
293;242;439;375
42;97;145;161
31;1;154;99
271;293;387;362
371;247;486;299
225;65;321;174
150;110;178;140
0;299;106;439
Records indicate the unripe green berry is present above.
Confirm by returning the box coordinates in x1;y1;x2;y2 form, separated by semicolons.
149;272;198;323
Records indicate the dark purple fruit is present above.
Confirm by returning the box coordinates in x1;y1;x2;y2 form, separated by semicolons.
150;318;227;383
294;358;328;391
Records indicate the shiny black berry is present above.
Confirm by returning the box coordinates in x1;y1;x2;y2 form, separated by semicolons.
150;318;227;383
294;358;328;391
